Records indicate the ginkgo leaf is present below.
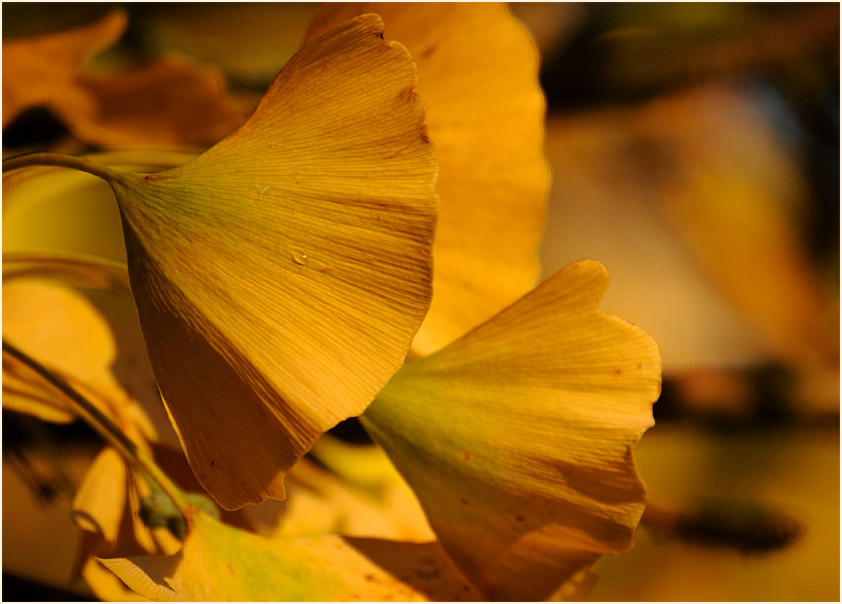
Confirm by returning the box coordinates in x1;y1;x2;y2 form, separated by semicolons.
78;544;150;602
2;9;243;147
2;150;193;444
306;3;549;356
101;511;480;601
99;13;437;510
360;260;662;601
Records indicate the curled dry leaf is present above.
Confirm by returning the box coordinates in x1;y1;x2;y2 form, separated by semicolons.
103;13;437;510
73;467;184;603
2;9;243;148
101;511;481;601
362;260;662;600
306;2;549;356
71;446;127;544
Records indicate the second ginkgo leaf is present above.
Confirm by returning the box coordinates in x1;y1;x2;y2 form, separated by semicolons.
361;260;662;600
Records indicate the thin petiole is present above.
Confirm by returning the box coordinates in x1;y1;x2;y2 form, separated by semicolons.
2;152;122;182
3;250;129;280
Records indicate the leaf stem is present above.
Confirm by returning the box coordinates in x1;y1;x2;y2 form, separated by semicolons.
2;152;122;183
2;340;192;517
3;251;130;289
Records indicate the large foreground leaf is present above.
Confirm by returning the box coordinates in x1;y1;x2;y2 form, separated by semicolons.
362;260;662;600
106;14;438;509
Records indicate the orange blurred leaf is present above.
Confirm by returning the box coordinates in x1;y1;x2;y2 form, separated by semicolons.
2;10;243;148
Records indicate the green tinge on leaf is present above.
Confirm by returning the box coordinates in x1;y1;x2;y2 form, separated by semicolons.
361;260;662;600
101;512;480;601
139;488;219;541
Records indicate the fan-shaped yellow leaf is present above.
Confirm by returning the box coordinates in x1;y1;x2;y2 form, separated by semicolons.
306;3;549;356
103;14;437;510
361;260;662;600
101;512;480;601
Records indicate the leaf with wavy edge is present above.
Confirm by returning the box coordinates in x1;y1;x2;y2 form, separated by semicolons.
105;13;437;510
362;260;662;600
306;3;549;356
